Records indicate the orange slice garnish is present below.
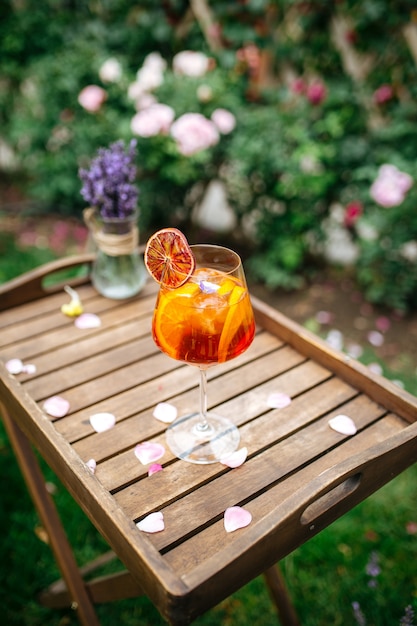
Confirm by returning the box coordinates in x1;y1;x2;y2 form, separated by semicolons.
152;281;200;359
217;284;247;361
144;228;195;288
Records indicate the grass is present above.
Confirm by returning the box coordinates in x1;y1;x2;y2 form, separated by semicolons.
1;229;416;626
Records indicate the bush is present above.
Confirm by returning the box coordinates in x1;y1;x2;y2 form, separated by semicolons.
2;0;417;311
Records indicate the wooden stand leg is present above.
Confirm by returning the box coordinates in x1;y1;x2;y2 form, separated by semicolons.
263;564;300;626
1;405;101;626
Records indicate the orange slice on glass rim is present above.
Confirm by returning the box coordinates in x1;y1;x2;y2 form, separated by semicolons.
144;228;195;288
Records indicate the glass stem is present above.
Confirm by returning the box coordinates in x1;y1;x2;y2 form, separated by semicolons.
198;367;210;430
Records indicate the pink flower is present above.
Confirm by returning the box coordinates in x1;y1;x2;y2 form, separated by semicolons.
131;103;175;137
78;85;107;112
290;77;306;95
173;51;210;77
211;108;236;134
344;201;363;228
370;164;413;208
373;84;394;105
170;113;219;156
306;80;327;105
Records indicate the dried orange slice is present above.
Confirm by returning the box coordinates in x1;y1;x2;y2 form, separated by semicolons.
144;228;195;288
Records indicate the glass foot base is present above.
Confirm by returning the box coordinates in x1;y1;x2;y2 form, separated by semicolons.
166;412;240;464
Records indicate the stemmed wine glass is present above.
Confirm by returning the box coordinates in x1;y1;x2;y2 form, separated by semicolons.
151;243;255;464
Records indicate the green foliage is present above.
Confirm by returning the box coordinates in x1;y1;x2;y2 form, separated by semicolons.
2;0;417;310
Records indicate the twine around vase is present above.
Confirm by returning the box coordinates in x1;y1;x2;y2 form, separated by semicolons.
83;207;139;257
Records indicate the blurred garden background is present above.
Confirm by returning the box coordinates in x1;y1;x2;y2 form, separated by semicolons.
1;1;417;624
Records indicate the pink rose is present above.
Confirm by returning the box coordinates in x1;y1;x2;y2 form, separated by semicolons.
78;85;107;112
373;84;394;105
306;81;327;105
211;108;236;134
344;201;363;228
173;51;210;77
131;103;175;137
290;77;306;95
170;113;219;156
370;164;413;208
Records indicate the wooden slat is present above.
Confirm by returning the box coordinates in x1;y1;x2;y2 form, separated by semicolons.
0;288;156;360
114;392;385;526
52;331;282;442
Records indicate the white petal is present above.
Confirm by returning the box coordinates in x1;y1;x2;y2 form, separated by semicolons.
220;447;248;468
368;362;383;375
136;511;165;533
6;358;24;374
328;414;357;436
153;402;178;423
367;330;384;347
22;363;37;375
267;392;292;409
224;506;252;532
86;459;97;473
75;313;101;329
134;442;165;464
43;396;70;418
89;412;116;433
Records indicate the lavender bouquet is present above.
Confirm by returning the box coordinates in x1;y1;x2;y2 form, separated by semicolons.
79;139;139;219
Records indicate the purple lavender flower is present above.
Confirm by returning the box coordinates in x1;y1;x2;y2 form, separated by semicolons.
400;605;415;626
79;139;139;219
365;551;381;587
352;601;367;626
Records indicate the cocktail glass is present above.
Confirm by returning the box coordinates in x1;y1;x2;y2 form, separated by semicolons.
152;244;255;464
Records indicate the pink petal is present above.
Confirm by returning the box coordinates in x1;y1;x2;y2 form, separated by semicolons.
153;402;178;423
267;392;292;409
376;316;391;332
22;363;37;375
89;412;116;432
148;463;163;476
136;511;165;533
220;447;248;468
134;442;165;464
328;414;357;436
368;362;383;375
43;396;70;418
86;459;97;473
6;358;24;374
316;310;333;324
224;506;252;533
74;313;101;329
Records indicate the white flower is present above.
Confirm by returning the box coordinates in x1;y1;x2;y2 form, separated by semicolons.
400;240;417;262
136;64;164;92
142;51;167;73
99;58;122;83
173;51;210;77
197;84;213;102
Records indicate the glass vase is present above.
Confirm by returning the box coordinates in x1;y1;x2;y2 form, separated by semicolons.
84;208;147;299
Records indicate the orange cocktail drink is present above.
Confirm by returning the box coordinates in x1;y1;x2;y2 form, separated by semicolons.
152;267;255;366
145;232;255;463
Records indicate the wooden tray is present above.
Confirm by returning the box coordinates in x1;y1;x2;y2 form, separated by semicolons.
1;254;416;625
